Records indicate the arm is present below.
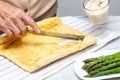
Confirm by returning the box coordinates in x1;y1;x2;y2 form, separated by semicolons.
0;1;41;37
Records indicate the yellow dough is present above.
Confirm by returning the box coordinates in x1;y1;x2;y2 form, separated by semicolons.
0;17;96;72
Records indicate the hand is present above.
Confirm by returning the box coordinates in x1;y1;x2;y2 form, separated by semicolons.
0;1;41;37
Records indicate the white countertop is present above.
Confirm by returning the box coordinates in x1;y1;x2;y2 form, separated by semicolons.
0;16;120;80
45;16;120;80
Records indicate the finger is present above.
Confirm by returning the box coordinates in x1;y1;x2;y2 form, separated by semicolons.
21;14;41;34
1;28;13;37
5;18;21;37
13;18;27;35
0;17;12;37
1;12;22;37
0;24;13;37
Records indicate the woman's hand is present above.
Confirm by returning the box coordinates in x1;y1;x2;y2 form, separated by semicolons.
0;1;41;37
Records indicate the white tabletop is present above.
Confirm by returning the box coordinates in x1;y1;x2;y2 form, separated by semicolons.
45;16;120;80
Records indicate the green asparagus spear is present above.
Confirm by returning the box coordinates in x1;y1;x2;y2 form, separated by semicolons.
88;58;120;72
83;56;104;63
82;55;115;70
82;52;120;70
82;60;97;69
83;58;98;63
112;51;120;56
85;67;120;77
89;62;120;75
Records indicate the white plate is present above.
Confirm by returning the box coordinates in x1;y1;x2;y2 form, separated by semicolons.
74;50;120;80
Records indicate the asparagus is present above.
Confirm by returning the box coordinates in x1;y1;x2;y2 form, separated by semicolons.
85;67;120;77
82;60;98;70
82;55;115;70
83;56;104;63
89;62;120;75
88;58;120;72
82;52;120;70
83;58;98;63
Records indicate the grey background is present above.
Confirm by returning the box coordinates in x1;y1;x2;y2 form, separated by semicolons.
57;0;120;17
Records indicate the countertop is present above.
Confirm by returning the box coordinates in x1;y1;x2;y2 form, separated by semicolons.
45;16;120;80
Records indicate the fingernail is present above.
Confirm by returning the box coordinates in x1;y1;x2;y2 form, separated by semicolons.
36;29;41;34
